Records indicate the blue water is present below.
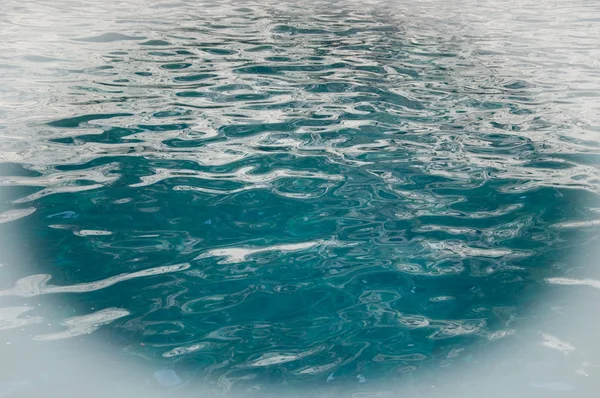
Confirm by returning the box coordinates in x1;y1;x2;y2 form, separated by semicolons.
1;0;600;396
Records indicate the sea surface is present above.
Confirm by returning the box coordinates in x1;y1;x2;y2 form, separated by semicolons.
1;0;600;396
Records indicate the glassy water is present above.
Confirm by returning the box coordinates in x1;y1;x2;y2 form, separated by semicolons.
1;0;600;396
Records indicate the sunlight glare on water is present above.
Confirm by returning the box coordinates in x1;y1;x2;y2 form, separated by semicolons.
1;0;600;396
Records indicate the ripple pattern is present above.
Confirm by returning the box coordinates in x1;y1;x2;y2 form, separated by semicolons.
1;0;600;394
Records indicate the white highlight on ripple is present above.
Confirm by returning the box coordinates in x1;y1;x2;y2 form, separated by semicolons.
129;165;343;188
196;240;343;264
429;295;455;302
397;313;431;329
396;262;465;277
0;207;36;224
12;184;105;204
1;164;120;203
426;241;520;258
540;332;575;354
293;360;341;375
247;345;324;367
73;229;113;236
0;263;190;297
551;219;600;229
545;277;600;289
428;320;486;339
486;329;516;341
48;225;114;237
173;184;268;195
0;306;44;331
34;308;129;341
162;342;214;358
0;164;118;187
396;314;488;339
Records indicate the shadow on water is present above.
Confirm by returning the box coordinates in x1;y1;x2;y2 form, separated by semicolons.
1;0;600;396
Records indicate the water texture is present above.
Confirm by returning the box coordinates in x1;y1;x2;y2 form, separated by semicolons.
1;0;600;395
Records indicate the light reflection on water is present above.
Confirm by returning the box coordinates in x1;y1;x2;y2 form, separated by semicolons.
1;0;600;396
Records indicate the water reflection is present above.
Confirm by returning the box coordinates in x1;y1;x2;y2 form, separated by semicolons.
1;0;600;396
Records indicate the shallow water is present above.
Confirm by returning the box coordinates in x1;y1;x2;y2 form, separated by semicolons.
1;0;600;396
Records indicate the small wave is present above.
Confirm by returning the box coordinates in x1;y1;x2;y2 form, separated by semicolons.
0;263;190;297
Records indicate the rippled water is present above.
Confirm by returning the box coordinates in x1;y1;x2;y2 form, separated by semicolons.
2;0;600;395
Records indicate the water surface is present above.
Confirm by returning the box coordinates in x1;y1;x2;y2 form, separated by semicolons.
1;0;600;396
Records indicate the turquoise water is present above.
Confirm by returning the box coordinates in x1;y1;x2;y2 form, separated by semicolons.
1;0;600;396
